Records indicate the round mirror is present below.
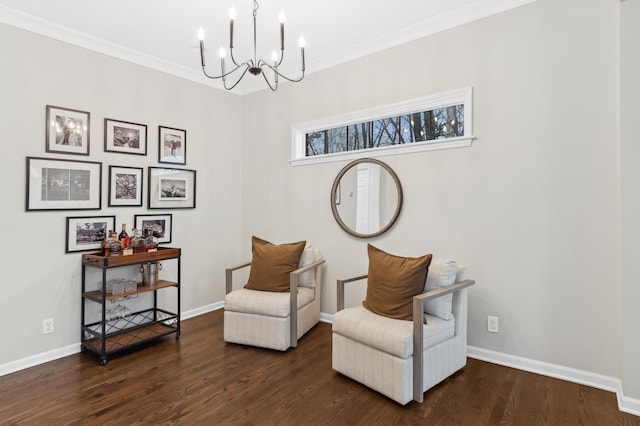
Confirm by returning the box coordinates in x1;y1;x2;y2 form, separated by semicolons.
331;158;403;238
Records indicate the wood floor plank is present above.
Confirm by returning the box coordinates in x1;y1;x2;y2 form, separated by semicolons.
0;309;637;425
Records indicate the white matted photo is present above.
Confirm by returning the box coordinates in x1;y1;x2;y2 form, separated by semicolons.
26;156;102;211
104;118;147;155
66;215;115;253
148;167;196;209
46;105;90;156
109;165;143;207
134;214;172;244
158;126;186;165
159;177;187;200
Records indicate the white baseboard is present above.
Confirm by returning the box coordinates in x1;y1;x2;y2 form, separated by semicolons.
0;303;225;378
0;343;79;377
620;395;640;417
2;309;638;417
467;346;640;417
182;301;223;320
319;312;333;324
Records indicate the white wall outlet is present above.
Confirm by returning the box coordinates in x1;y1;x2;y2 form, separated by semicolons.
42;318;54;334
487;315;499;333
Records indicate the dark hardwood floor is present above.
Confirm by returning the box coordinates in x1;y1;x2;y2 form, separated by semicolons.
0;310;638;425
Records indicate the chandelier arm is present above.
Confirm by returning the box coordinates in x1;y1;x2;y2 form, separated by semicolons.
257;52;285;69
229;47;247;68
202;61;249;80
260;70;278;91
261;63;305;83
222;65;253;90
275;49;284;68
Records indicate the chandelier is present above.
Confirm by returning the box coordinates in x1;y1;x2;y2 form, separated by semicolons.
198;0;305;91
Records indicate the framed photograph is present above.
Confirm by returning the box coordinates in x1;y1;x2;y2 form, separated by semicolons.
46;105;90;156
26;156;102;211
66;215;115;253
148;167;196;209
158;126;186;165
134;214;172;244
108;165;143;207
104;118;147;155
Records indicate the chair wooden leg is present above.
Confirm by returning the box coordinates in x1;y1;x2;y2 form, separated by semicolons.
290;274;298;348
413;297;424;403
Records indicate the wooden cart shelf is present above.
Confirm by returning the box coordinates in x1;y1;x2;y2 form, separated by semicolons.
84;322;177;353
82;247;181;268
83;280;177;303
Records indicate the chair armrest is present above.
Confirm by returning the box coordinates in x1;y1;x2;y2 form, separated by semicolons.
412;279;475;403
291;259;326;277
413;279;475;305
336;274;368;311
225;261;252;295
289;258;326;348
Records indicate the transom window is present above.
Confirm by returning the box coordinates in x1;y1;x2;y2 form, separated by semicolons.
291;87;474;166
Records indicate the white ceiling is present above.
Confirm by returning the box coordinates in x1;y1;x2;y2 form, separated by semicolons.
0;0;535;95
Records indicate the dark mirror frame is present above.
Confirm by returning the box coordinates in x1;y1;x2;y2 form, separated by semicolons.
330;158;403;238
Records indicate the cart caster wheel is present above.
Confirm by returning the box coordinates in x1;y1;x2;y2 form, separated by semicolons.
80;346;86;353
176;331;181;338
100;358;108;366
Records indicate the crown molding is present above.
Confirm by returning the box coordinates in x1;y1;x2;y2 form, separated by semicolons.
0;0;537;96
0;4;230;93
305;0;538;75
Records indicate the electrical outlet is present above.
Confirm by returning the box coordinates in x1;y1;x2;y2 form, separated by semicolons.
42;318;54;334
487;315;499;333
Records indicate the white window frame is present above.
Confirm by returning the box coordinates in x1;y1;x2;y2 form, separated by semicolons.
290;87;474;166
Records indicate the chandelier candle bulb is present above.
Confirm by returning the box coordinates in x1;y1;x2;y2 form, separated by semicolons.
279;10;285;51
229;7;236;48
299;36;306;71
272;51;279;83
220;47;226;80
198;27;206;66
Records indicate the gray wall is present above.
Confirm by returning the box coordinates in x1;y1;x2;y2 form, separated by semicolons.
241;0;623;384
621;0;640;401
0;23;243;364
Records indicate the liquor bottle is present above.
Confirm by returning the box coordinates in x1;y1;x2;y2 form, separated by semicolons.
131;228;145;254
144;229;158;253
118;224;129;250
109;231;121;255
102;230;114;256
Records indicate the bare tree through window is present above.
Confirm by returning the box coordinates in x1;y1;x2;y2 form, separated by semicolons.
305;104;464;157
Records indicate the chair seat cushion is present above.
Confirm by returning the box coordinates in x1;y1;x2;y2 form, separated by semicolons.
225;287;315;318
332;306;455;359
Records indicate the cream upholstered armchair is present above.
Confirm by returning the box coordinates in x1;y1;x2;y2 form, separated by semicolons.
332;244;475;404
224;236;325;351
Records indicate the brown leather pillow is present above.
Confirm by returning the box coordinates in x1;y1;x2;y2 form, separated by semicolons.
363;244;432;321
245;236;306;292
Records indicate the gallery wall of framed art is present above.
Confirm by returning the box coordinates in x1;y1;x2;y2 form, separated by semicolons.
27;104;197;252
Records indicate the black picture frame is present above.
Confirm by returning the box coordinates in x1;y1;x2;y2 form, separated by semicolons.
66;215;115;253
26;156;102;211
158;126;186;165
148;167;196;209
134;213;173;244
108;165;144;207
104;118;148;155
45;105;90;156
